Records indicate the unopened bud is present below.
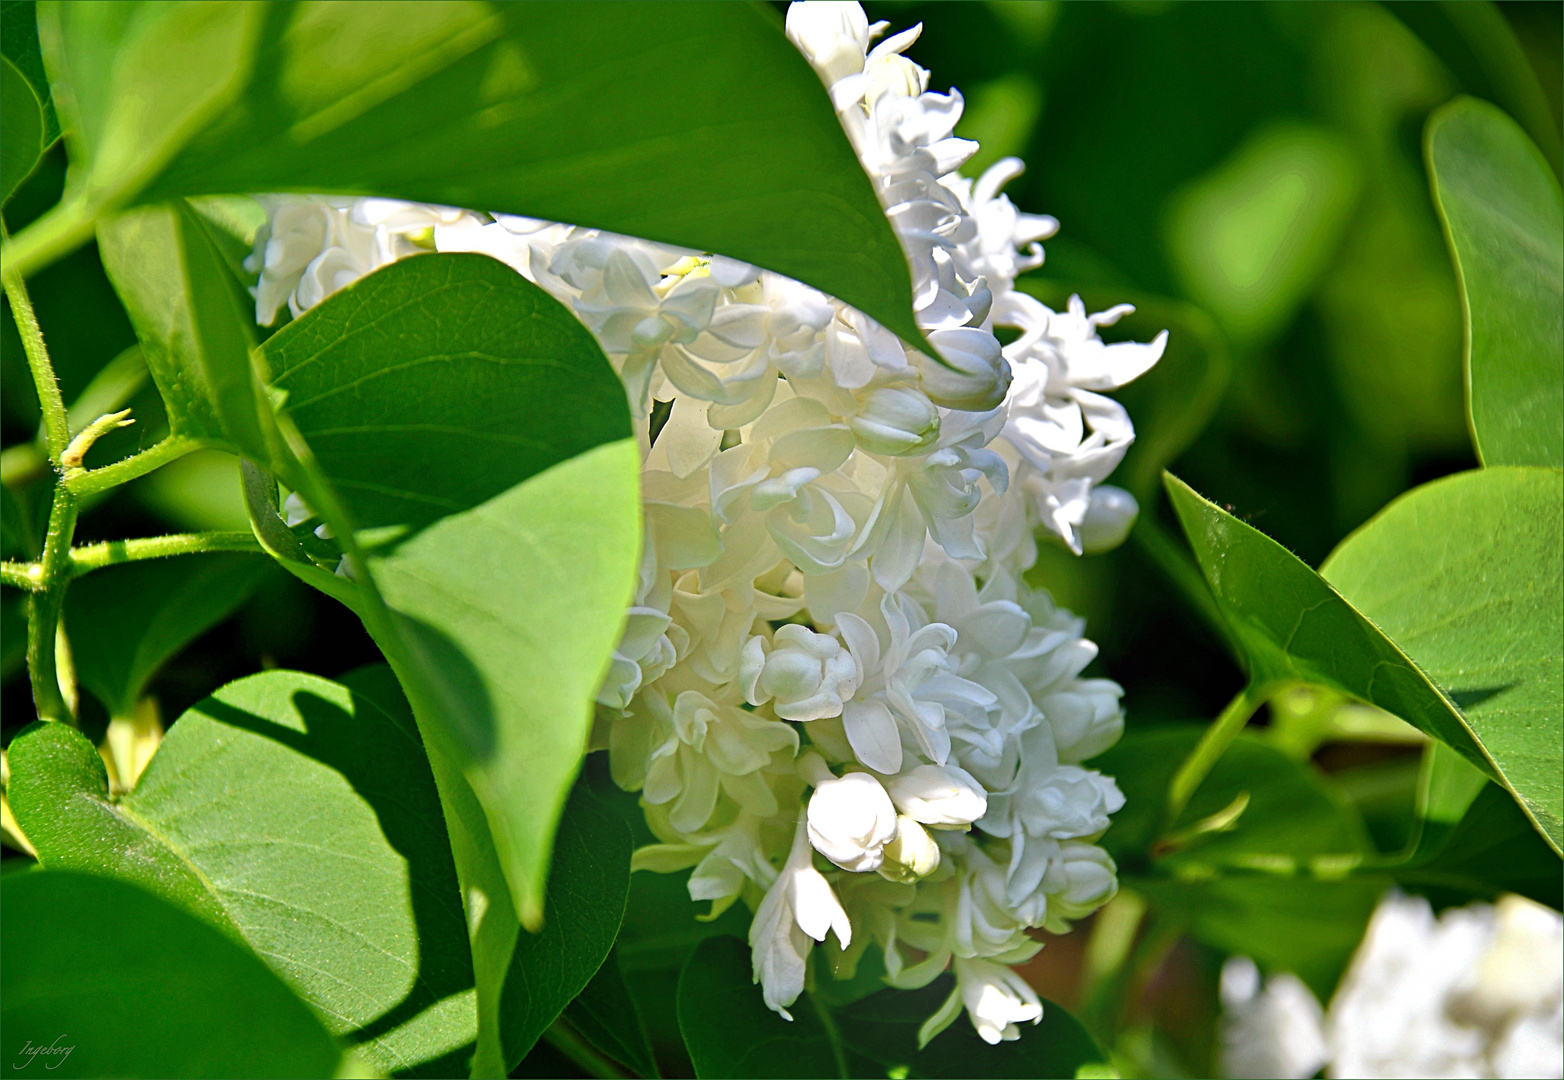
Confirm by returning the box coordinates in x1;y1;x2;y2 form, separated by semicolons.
848;386;940;455
876;815;940;883
915;329;1011;411
1078;485;1138;554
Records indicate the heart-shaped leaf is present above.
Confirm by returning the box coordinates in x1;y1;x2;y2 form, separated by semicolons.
1426;96;1563;468
28;1;922;346
2;869;348;1079
7;668;477;1077
1319;466;1563;852
1163;473;1530;834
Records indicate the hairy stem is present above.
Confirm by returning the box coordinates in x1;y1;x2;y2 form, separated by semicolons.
1;561;41;590
27;483;79;724
541;1019;630;1080
64;435;205;497
69;531;263;576
2;238;69;465
1165;680;1272;824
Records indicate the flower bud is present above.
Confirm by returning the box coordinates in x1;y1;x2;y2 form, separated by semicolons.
785;1;871;85
848;386;941;455
955;957;1043;1044
1078;485;1138;554
886;763;988;827
915;329;1011;411
806;771;899;873
1046;843;1118;919
876;815;941;883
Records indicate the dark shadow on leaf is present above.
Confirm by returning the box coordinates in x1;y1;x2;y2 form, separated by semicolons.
1446;684;1514;712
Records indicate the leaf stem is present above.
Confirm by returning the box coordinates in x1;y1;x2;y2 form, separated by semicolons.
1;237;69;465
1165;680;1272;824
541;1019;630;1080
0;198;97;284
1;561;41;590
26;483;79;724
68;531;263;576
63;435;205;497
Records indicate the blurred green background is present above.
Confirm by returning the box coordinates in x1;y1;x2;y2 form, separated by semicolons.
2;3;1560;1075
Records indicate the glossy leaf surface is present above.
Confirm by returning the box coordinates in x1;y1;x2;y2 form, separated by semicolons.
7;668;477;1077
37;1;923;345
1321;466;1563;852
1;869;346;1078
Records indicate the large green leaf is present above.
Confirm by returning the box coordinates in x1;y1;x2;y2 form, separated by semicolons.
96;200;270;453
1;55;43;203
1;869;347;1078
63;552;271;717
264;252;627;535
1426;97;1564;468
30;1;922;346
1319;466;1562;852
253;254;640;928
1093;726;1381;998
1163;473;1529;828
678;936;842;1080
6;668;478;1077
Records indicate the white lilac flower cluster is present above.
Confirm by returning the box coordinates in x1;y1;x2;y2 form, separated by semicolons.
244;2;1165;1046
1221;892;1564;1080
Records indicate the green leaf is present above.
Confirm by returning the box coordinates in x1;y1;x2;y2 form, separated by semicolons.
37;1;922;347
1093;725;1381;998
264;252;628;535
64;552;271;717
96;200;270;454
836;978;1110;1080
41;0;263;206
1163;473;1525;822
678;936;842;1080
1;869;347;1078
6;668;478;1077
1319;466;1563;850
1;1;58;143
1;55;44;204
498;782;633;1068
564;950;659;1080
253;254;640;922
1427;97;1564;468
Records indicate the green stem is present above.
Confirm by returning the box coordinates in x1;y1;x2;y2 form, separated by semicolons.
1;198;97;284
1;561;40;590
541;1019;629;1080
64;435;205;497
27;483;79;724
2;239;69;465
1165;680;1271;824
69;531;263;576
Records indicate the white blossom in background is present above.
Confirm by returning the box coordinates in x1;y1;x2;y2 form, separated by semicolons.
1219;892;1564;1080
244;0;1166;1045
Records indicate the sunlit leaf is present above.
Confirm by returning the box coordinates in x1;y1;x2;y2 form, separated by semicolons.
1320;466;1563;852
1426;96;1563;468
34;1;922;346
1;869;348;1078
6;668;477;1076
1163;473;1535;836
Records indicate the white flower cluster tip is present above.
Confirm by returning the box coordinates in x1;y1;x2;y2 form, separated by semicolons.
245;1;1163;1046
